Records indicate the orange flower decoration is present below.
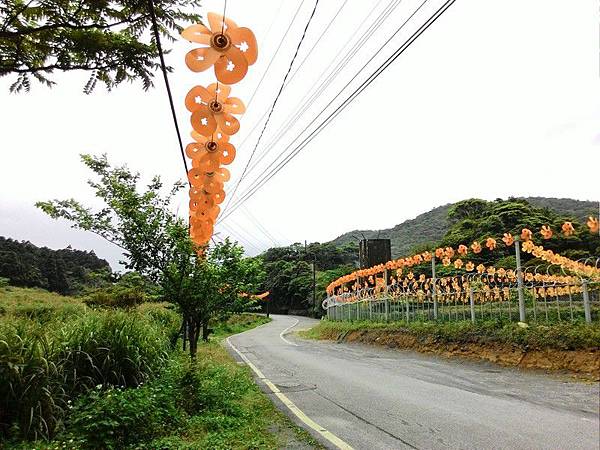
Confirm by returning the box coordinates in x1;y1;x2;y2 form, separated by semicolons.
561;221;575;237
435;248;444;259
422;251;432;262
485;238;496;251
444;247;455;259
182;13;258;85
540;225;552;239
476;264;486;274
457;244;468;256
520;228;532;241
454;259;463;269
588;216;599;234
471;241;482;254
186;83;245;137
502;233;514;246
465;262;475;271
186;134;236;172
442;257;451;266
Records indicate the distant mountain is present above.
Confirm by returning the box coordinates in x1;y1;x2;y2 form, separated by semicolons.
0;236;112;295
329;197;598;258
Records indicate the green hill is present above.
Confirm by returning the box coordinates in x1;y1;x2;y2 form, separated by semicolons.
330;197;598;258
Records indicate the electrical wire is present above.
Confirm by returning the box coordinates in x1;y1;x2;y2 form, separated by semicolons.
147;0;189;181
222;0;423;218
241;206;280;247
225;0;396;200
221;0;320;217
220;0;457;222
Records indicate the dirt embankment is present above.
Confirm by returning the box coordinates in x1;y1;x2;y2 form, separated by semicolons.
318;328;600;380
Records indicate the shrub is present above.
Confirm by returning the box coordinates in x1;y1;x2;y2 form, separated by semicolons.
59;311;169;394
83;286;145;309
0;320;66;441
0;277;9;288
64;380;183;449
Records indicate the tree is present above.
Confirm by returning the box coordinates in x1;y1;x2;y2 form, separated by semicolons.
37;154;263;359
0;0;201;92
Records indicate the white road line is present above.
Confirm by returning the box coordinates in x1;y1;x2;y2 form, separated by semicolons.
279;318;300;346
226;334;354;450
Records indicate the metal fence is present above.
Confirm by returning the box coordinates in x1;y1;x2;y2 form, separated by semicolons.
323;266;600;324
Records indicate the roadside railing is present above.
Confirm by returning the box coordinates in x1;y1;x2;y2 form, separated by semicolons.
323;269;600;324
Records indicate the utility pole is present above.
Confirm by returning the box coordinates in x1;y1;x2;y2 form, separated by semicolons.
305;240;317;318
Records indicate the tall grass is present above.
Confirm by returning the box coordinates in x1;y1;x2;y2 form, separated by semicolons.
0;290;181;442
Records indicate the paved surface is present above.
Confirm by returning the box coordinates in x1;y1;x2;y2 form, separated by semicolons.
227;315;600;450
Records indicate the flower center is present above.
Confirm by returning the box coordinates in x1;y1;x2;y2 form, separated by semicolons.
206;141;218;152
211;33;231;51
209;100;223;113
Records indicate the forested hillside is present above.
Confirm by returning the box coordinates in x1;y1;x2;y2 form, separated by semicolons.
0;237;112;294
330;197;597;258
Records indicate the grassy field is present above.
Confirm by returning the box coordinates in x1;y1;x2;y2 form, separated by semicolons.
0;286;320;449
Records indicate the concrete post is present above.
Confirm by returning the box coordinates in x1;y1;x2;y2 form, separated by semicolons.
582;280;592;323
515;239;526;322
469;288;476;323
432;255;438;320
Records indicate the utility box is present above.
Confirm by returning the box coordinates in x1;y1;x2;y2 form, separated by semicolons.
359;239;391;268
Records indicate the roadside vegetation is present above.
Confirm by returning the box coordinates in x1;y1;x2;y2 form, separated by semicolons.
303;319;600;350
302;319;600;378
0;287;318;449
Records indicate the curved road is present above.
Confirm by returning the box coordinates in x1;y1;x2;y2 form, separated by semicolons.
227;315;599;450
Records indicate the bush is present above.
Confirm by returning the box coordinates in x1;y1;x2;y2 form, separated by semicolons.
64;380;183;450
0;319;66;441
83;286;145;309
59;311;169;394
0;277;9;288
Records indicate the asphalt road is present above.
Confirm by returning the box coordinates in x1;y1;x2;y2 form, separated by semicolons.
227;315;600;450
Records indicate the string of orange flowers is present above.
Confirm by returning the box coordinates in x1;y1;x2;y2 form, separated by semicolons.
327;221;599;295
181;12;258;249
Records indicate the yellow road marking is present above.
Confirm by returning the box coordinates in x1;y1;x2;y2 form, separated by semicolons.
226;334;355;450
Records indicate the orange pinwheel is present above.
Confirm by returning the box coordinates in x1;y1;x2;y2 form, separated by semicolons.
454;258;463;269
476;264;486;274
502;233;514;246
186;133;236;171
182;13;258;85
485;238;496;251
471;241;482;254
561;221;575;237
186;83;245;137
457;244;468;256
540;225;553;240
465;261;475;271
588;216;599;234
435;248;444;259
520;228;532;241
442;257;451;266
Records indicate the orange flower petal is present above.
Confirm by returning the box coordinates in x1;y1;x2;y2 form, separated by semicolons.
214;46;248;84
181;24;212;44
185;85;212;112
190;104;217;137
185;47;220;72
229;27;258;65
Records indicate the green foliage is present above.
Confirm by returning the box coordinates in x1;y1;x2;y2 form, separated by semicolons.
305;319;600;350
64;381;183;449
0;277;8;288
1;0;202;92
83;272;154;309
330;197;599;258
59;310;170;393
0;236;111;295
0;291;175;441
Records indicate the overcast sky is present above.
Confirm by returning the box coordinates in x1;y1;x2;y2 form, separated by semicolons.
1;0;598;270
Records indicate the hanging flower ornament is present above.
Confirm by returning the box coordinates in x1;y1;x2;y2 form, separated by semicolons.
540;225;553;240
186;83;245;137
502;233;514;246
457;244;468;256
465;261;475;271
561;221;575;237
471;241;482;254
520;228;532;241
588;216;599;234
485;238;497;251
182;13;258;85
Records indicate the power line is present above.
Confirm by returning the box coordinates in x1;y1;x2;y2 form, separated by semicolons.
222;0;424;218
225;0;397;196
221;0;321;217
220;0;457;221
241;206;280;247
147;0;189;181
